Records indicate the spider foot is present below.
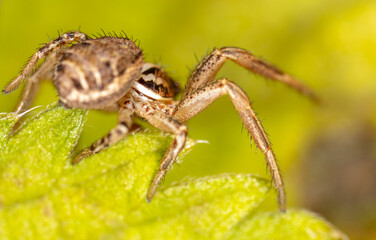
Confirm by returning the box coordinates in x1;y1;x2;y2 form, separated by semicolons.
72;149;93;164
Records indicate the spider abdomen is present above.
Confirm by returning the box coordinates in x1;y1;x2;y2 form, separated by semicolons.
55;37;143;109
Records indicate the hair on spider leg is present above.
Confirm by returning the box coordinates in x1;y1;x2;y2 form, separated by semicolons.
195;48;212;66
185;64;193;76
193;52;200;64
2;54;36;94
187;48;216;78
56;29;62;38
46;33;52;42
44;29;63;45
241;122;245;133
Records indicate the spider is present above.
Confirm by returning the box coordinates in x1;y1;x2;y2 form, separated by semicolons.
2;31;317;212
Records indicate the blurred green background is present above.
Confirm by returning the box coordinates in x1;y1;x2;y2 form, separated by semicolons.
0;0;375;239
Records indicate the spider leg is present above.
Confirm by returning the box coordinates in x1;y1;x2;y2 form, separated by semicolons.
14;52;58;114
183;47;317;102
174;79;286;212
2;31;87;94
72;100;134;164
134;101;188;201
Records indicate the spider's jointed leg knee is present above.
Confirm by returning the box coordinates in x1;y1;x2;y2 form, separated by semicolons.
2;31;87;95
174;79;286;211
14;53;58;114
134;101;188;201
184;47;317;102
73;101;134;164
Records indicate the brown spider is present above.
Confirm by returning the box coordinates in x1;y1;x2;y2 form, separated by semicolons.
2;31;317;212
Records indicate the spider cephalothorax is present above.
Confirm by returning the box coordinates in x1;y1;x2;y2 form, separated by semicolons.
3;31;317;212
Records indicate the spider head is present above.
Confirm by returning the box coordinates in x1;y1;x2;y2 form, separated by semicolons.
134;63;181;100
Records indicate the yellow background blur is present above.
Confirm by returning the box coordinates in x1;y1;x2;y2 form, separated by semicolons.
1;1;375;239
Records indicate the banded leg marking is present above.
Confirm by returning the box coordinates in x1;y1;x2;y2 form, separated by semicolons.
72;102;134;164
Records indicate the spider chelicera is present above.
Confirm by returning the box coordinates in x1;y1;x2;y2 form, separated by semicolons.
2;31;317;212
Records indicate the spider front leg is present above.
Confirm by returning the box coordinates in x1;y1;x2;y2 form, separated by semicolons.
174;79;286;212
72;100;135;164
134;101;188;201
14;52;57;114
2;31;87;108
184;47;317;102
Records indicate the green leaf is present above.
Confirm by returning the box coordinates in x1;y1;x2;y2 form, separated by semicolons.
0;106;348;239
224;209;349;240
121;174;269;239
0;107;87;206
0;113;19;149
